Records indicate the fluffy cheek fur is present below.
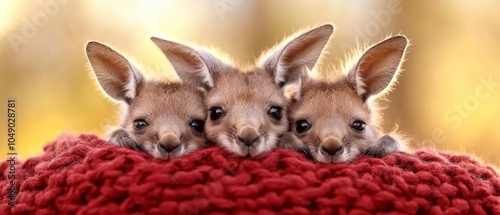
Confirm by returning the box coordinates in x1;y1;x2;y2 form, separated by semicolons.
206;118;287;157
300;127;378;163
109;127;207;160
309;139;366;163
213;131;279;157
139;134;206;160
205;121;238;154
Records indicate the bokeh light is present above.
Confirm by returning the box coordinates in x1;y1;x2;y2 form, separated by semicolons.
1;0;499;166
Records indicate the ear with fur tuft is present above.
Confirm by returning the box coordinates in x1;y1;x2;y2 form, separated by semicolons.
283;73;316;101
283;78;303;101
347;35;409;100
86;41;144;103
259;24;334;88
151;37;227;91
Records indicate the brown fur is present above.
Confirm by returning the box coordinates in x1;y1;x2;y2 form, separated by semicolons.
282;35;409;163
86;41;208;160
152;24;334;157
203;68;290;157
286;77;379;163
117;82;208;159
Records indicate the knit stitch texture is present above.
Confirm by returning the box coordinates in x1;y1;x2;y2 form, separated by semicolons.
1;134;499;214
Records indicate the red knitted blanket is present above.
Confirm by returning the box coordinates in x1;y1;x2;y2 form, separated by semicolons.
1;134;499;214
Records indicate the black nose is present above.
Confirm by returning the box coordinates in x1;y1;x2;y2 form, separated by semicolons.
236;126;261;147
158;142;180;153
158;134;181;153
321;137;344;156
237;135;261;147
321;145;344;156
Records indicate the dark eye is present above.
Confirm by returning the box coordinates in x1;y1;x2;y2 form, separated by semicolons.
268;106;282;120
210;107;225;120
189;120;205;132
296;120;311;133
351;120;366;133
133;119;148;130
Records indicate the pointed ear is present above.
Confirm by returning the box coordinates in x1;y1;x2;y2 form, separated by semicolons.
259;24;334;87
347;35;409;100
283;77;303;101
283;72;315;101
151;37;227;91
86;41;144;103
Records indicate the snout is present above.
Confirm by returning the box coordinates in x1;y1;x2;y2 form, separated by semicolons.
236;125;261;147
158;133;181;153
320;137;344;156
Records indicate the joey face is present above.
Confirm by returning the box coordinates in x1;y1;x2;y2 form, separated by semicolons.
204;69;288;157
86;41;209;160
285;35;410;163
288;80;379;163
151;24;334;157
123;82;208;160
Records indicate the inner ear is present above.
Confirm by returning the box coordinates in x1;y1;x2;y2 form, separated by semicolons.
91;54;131;96
349;35;409;99
258;24;334;88
151;37;229;91
86;41;144;102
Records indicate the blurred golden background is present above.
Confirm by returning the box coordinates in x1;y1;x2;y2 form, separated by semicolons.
1;0;499;166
